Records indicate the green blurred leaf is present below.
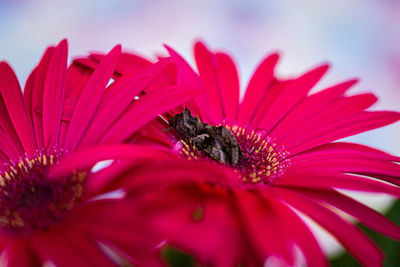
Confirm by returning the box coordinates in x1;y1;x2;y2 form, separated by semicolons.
331;201;400;267
162;246;199;267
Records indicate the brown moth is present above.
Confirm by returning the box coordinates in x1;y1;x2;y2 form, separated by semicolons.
168;108;240;166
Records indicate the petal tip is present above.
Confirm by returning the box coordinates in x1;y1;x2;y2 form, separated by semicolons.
55;39;69;56
345;78;360;87
110;44;122;55
194;40;210;54
58;39;68;47
317;63;330;73
269;52;280;64
194;39;207;48
164;44;176;55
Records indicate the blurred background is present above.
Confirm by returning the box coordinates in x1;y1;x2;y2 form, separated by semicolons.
1;0;399;265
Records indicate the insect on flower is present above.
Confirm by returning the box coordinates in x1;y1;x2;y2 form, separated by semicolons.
169;108;240;166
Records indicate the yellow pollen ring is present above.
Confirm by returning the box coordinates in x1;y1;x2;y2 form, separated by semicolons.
177;124;290;185
0;152;87;232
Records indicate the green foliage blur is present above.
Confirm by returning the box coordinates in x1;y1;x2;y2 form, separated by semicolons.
162;246;198;267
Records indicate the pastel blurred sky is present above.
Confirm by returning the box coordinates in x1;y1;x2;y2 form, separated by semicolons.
1;0;399;153
1;0;399;257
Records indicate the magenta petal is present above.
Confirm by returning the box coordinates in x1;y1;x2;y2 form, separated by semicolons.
65;62;93;99
270;79;357;140
49;144;167;177
258;64;329;132
0;128;20;161
85;155;237;198
288;111;400;154
3;239;40;267
153;197;243;267
64;45;121;151
99;85;203;144
58;63;94;147
283;92;379;145
42;39;68;148
289;152;400;188
23;68;36;117
273;188;384;267
74;200;162;265
276;172;400;198
236;190;294;265
85;160;136;196
215;52;240;124
294;188;400;240
0;96;24;155
261;191;328;267
91;52;153;76
78;58;172;147
0;62;36;156
100;58;171;103
58;228;115;267
32;230;96;267
72;57;99;75
30;46;55;149
194;42;225;122
165;44;213;122
248;79;290;129
238;53;279;125
74;52;153;78
293;142;400;162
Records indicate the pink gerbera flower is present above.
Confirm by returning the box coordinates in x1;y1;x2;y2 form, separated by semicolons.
0;39;197;266
159;42;400;267
88;42;400;267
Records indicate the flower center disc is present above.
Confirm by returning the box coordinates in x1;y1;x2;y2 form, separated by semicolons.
178;125;290;185
0;149;86;234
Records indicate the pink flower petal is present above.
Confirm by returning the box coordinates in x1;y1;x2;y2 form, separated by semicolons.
194;42;226;122
99;86;203;144
74;51;153;79
215;52;240;124
288;111;400;154
0;62;36;156
30;46;55;149
0;96;24;155
23;68;36;117
273;188;384;267
289;149;400;186
50;144;165;177
262;191;328;267
270;79;357;140
64;45;121;151
165;44;212;122
2;239;40;267
0;128;20;161
293;142;399;162
235;190;294;265
248;79;291;129
32;230;100;267
294;188;400;239
238;53;279;126
74;201;161;265
258;64;329;132
58;63;94;146
42;39;68;148
78;58;172;147
65;62;93;99
153;197;243;267
276;171;400;197
90;52;153;76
